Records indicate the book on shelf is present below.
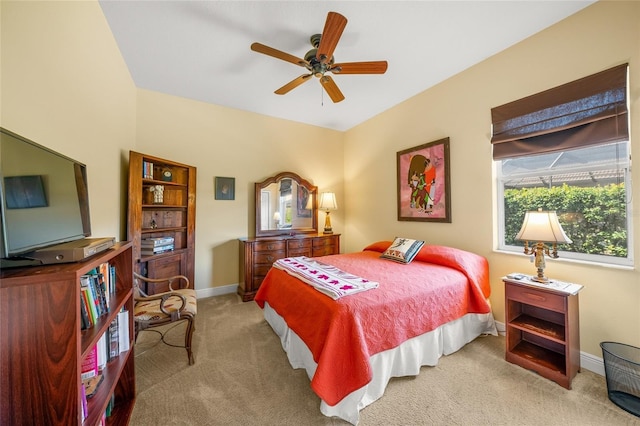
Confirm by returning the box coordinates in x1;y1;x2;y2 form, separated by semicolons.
108;316;119;360
97;333;107;371
105;393;115;418
141;236;175;247
79;261;117;332
80;382;88;422
143;160;154;179
109;264;116;297
141;244;174;256
80;278;98;326
80;292;90;330
81;345;99;381
118;309;130;353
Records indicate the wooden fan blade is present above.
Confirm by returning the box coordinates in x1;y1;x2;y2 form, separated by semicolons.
251;42;309;67
320;75;345;103
316;12;347;64
275;74;313;95
330;61;388;74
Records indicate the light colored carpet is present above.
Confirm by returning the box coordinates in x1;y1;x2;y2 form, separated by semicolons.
131;293;639;425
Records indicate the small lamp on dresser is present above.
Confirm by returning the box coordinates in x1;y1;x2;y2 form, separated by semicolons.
319;192;338;234
516;208;572;283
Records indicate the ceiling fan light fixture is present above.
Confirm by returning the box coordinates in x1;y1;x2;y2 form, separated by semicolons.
250;11;387;103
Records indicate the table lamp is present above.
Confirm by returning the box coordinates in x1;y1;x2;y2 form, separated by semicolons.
515;209;572;283
319;192;338;234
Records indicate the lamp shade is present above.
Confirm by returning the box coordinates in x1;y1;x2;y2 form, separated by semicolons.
516;210;572;244
319;192;338;211
273;211;281;221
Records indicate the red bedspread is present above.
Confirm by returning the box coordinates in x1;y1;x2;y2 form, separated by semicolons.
254;242;491;406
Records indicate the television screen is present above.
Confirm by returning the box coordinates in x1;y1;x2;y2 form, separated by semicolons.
0;128;91;257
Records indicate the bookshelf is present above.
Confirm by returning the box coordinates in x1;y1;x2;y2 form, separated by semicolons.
127;151;196;294
0;242;135;425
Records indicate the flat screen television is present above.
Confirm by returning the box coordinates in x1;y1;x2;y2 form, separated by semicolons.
0;128;92;259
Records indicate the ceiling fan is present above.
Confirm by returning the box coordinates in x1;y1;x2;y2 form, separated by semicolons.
250;11;388;103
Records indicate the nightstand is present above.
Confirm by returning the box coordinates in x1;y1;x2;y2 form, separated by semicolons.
503;274;583;389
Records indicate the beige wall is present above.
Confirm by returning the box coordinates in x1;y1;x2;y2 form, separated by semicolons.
2;0;638;360
1;0;137;240
134;90;344;292
1;0;345;296
343;0;640;356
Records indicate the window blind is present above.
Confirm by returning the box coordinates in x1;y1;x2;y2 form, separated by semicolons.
491;63;628;160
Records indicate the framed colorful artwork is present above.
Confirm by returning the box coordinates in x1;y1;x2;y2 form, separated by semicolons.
397;137;451;222
215;177;235;200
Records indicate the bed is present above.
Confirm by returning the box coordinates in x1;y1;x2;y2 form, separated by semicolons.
254;240;497;424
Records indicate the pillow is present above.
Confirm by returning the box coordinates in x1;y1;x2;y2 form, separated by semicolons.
362;240;393;253
380;237;425;264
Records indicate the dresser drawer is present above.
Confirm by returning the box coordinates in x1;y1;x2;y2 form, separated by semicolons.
313;237;335;249
146;252;186;294
253;240;286;252
506;283;565;312
288;248;312;257
313;246;337;257
254;250;286;265
254;263;277;277
287;239;311;250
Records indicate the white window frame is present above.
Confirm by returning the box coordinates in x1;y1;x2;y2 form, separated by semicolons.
496;142;634;268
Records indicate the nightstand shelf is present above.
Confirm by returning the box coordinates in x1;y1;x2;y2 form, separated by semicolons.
509;313;565;342
511;338;566;374
504;274;583;389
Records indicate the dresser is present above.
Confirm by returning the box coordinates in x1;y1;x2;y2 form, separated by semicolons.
238;234;340;301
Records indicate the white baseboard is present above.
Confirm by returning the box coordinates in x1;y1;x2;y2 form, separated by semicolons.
195;283;238;299
494;321;604;376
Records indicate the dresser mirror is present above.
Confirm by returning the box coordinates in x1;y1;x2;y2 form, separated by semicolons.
255;172;317;237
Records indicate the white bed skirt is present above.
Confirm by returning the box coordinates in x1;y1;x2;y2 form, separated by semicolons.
263;302;497;425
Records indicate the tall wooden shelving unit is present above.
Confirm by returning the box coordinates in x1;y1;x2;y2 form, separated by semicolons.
127;151;196;295
0;242;135;425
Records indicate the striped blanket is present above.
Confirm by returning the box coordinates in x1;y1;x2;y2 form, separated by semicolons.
272;256;379;299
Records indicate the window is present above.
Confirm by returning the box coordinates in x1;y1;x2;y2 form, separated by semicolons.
497;141;632;266
492;64;632;266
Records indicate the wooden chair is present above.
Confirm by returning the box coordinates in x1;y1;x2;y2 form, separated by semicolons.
133;272;197;365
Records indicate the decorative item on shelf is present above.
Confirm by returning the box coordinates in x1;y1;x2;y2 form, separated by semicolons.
148;185;164;204
273;211;281;229
161;168;173;182
319;192;338;235
149;219;157;229
515;208;572;283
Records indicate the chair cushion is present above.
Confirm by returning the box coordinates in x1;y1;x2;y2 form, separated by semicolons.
135;289;197;321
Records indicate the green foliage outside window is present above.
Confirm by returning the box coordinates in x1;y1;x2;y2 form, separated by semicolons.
504;183;627;257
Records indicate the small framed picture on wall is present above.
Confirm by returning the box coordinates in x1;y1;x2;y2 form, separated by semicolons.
215;177;235;200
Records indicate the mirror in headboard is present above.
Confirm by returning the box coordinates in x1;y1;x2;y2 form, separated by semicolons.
255;172;317;237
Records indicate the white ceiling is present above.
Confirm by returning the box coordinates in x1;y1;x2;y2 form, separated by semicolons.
99;1;595;132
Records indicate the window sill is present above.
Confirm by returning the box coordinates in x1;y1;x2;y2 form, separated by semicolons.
494;248;635;271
